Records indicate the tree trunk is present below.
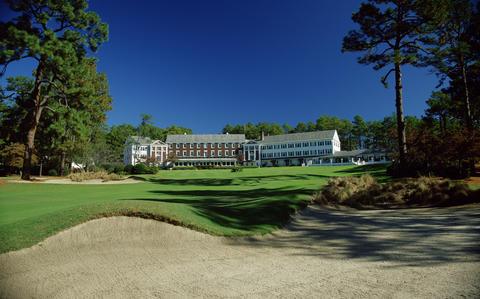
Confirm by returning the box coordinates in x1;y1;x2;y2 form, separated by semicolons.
39;159;43;177
59;151;66;176
21;62;45;180
394;62;407;166
459;54;473;129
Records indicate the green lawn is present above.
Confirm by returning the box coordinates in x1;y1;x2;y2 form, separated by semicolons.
0;165;386;253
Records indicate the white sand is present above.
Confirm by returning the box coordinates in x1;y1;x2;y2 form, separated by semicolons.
1;204;479;298
9;178;140;184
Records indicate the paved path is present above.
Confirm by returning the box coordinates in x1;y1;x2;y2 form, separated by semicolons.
1;204;479;298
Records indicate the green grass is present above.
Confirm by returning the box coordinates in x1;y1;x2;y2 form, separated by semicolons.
0;165;386;253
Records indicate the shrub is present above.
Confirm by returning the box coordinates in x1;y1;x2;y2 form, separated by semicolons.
113;164;125;174
173;166;196;170
313;175;479;208
100;163;125;174
195;165;215;170
132;163;158;174
101;163;115;173
67;170;125;182
47;169;58;176
231;166;243;172
124;164;133;174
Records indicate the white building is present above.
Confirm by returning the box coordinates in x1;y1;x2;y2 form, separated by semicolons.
243;130;341;167
123;136;169;166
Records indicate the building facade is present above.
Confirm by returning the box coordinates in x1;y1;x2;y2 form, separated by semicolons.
165;134;245;167
243;130;341;167
123;130;388;167
123;136;169;166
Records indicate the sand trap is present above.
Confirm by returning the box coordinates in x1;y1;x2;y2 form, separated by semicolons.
8;178;140;184
1;205;479;298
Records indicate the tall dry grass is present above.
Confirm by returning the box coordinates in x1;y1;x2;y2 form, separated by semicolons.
313;175;478;208
68;171;125;182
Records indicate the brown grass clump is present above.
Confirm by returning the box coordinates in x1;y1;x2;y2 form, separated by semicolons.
67;171;125;182
313;175;479;209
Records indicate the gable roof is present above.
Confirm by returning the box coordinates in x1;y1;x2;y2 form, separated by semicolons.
262;130;337;143
166;134;246;144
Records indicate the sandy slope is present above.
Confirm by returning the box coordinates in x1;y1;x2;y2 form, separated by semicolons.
1;205;479;298
9;178;139;184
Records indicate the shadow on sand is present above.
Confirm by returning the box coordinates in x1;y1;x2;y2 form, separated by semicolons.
229;204;480;266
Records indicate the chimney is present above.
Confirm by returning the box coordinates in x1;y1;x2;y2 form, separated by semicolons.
261;131;265;141
184;132;187;135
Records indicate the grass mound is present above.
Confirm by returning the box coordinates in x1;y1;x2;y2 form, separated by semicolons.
68;171;125;182
313;175;479;209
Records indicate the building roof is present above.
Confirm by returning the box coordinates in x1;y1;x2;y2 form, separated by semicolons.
262;130;337;143
328;149;387;158
332;149;367;157
166;134;246;143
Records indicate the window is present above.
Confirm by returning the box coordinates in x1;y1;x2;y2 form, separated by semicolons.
295;143;302;148
225;150;230;156
196;150;200;156
304;151;309;155
203;152;207;157
218;151;222;157
303;142;309;147
190;151;193;156
210;150;215;157
176;151;180;156
288;143;294;148
176;144;180;148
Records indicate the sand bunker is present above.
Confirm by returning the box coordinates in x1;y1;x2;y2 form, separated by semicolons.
8;178;140;184
1;205;479;298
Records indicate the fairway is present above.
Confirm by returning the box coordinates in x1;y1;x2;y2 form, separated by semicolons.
0;165;386;253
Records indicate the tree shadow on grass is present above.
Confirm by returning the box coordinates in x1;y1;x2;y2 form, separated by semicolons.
334;164;390;182
334;164;388;174
120;187;312;232
229;204;480;266
144;174;332;186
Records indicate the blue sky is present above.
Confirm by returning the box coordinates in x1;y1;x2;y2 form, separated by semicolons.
1;0;440;133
